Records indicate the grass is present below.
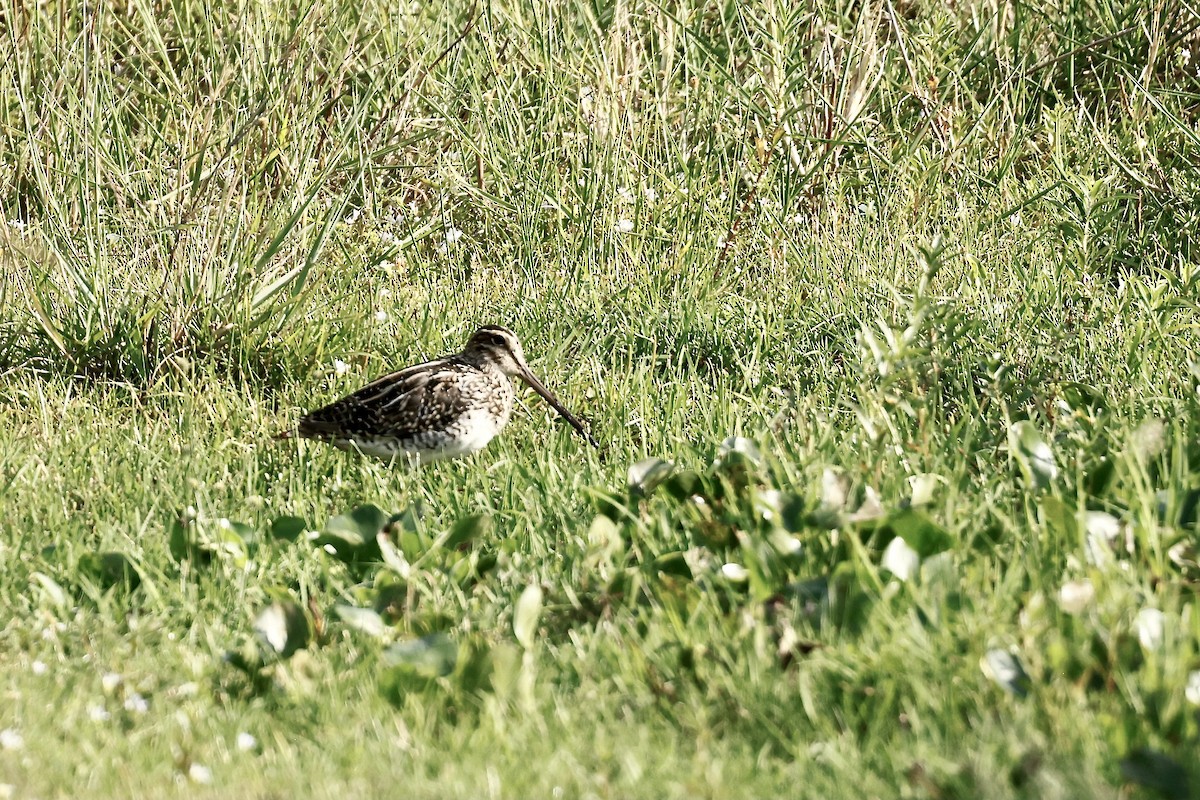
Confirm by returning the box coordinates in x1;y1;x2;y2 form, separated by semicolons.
2;0;1200;796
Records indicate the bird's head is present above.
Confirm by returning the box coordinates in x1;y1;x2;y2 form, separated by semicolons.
463;325;527;377
462;325;600;449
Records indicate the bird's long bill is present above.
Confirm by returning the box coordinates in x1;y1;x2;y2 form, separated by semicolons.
517;366;600;449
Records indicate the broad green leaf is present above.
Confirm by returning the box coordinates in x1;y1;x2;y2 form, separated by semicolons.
315;504;389;561
1059;381;1107;411
652;551;692;580
1085;457;1115;497
713;437;762;481
887;508;952;557
382;632;457;676
784;576;829;603
718;436;762;465
1119;749;1190;799
454;636;498;696
448;554;479;589
383;505;426;539
397;528;427;561
588;488;628;520
325;504;389;544
377;533;412;579
444;513;492;551
1009;421;1057;490
169;514;196;562
780;493;807;532
981;648;1030;697
253;599;311;658
270;516;307;542
210;518;252;568
628;458;675;497
513;584;543;650
661;469;703;502
333;604;388;638
78;552;141;590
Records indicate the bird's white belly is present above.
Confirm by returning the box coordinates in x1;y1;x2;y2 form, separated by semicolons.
429;408;506;460
335;408;507;464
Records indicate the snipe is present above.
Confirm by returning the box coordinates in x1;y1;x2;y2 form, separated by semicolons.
280;326;599;463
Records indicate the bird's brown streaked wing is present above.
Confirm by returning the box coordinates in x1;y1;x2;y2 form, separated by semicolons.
297;363;474;442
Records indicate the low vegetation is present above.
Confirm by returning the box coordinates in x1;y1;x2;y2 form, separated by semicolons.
1;0;1199;796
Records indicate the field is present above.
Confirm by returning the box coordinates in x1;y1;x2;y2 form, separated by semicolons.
2;0;1200;796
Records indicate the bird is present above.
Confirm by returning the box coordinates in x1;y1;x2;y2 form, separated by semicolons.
279;325;600;463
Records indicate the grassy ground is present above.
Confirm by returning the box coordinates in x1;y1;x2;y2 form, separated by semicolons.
2;0;1200;796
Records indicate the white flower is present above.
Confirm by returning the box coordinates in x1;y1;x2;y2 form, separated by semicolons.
1135;608;1166;650
881;537;920;582
0;729;23;750
187;763;213;784
102;672;122;693
1058;580;1095;614
721;563;748;582
615;219;634;233
643;187;658;203
88;704;111;722
124;692;149;714
343;208;361;225
444;226;463;244
31;660;47;676
236;732;258;751
374;310;389;324
333;359;351;376
616;186;634;203
1186;671;1200;705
